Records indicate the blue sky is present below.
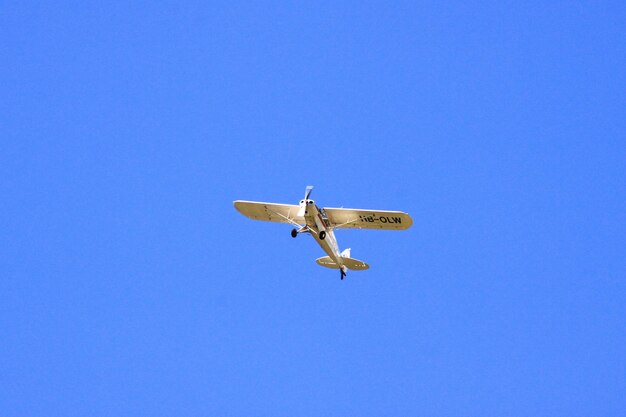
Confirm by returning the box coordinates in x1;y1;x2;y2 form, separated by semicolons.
1;2;625;416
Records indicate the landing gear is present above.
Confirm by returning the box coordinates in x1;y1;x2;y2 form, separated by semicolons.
319;231;326;240
291;228;298;238
340;269;346;280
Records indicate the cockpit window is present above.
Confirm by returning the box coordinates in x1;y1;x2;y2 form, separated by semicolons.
318;208;330;226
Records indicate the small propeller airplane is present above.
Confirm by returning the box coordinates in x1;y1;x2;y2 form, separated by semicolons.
234;186;413;279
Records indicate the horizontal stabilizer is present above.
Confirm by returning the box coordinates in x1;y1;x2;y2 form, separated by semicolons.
316;256;369;271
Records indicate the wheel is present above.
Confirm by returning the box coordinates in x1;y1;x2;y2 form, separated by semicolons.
291;228;298;238
319;231;326;240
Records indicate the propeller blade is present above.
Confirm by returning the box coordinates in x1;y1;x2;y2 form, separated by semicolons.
304;185;313;200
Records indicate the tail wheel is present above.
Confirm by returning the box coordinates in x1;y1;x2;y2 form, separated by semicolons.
319;231;326;240
291;228;298;238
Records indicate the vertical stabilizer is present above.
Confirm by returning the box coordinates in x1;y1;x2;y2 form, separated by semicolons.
341;248;351;258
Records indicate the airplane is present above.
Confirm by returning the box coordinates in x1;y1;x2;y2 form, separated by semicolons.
233;186;413;280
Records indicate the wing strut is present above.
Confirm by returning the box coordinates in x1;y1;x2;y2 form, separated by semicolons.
264;205;303;228
331;217;360;229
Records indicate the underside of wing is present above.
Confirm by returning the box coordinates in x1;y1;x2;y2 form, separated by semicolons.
234;200;304;225
324;207;413;230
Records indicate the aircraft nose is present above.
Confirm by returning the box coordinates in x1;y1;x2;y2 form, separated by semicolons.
297;203;306;217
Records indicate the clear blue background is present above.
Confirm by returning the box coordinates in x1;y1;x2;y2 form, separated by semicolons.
2;2;625;416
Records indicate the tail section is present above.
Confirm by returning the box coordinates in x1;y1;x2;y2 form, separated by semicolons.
315;255;369;271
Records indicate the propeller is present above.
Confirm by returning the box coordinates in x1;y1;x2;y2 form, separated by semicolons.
304;185;313;201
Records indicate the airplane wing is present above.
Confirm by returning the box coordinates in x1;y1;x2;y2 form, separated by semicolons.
234;200;304;226
324;207;413;230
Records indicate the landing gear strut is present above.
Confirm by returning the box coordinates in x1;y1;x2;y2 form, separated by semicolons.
340;269;346;280
291;228;298;238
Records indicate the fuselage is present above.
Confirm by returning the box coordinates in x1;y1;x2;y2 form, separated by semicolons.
299;199;344;268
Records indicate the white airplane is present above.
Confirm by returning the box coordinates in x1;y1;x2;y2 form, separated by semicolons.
234;186;413;279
